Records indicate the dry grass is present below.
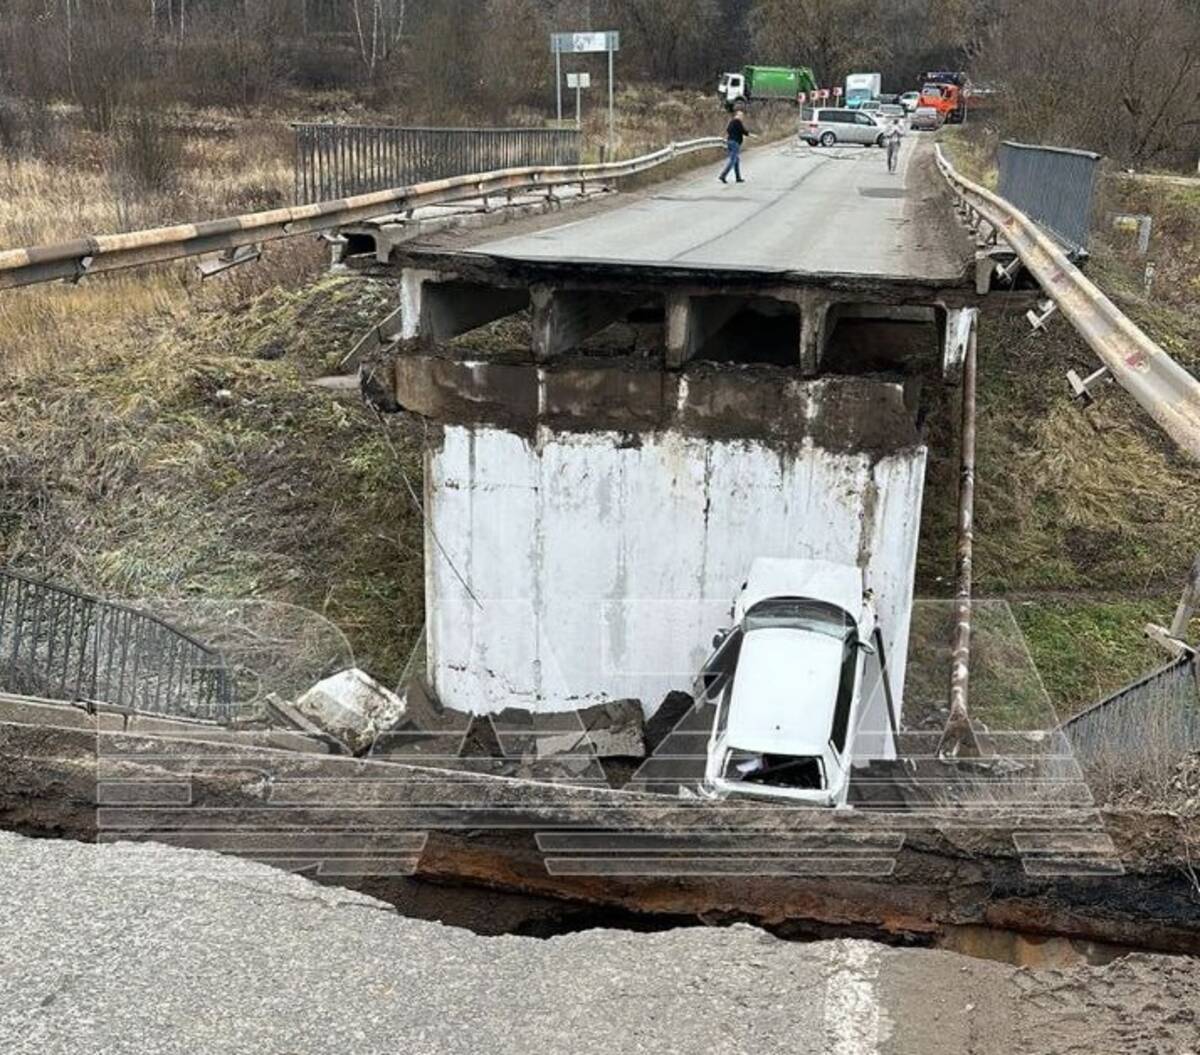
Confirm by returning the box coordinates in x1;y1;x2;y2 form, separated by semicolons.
916;129;1200;720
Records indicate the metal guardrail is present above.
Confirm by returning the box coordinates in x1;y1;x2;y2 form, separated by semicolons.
936;145;1200;462
0;138;724;292
0;569;233;720
997;141;1101;255
294;124;582;205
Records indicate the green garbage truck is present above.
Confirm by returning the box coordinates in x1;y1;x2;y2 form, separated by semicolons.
718;66;817;109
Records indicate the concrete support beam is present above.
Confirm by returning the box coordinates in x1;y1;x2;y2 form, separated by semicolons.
942;307;978;384
797;290;832;376
665;294;744;367
831;304;938;323
531;286;642;360
399;268;529;342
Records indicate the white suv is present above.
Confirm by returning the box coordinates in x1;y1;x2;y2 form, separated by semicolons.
699;558;897;807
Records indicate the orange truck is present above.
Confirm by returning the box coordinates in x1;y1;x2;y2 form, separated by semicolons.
917;70;968;124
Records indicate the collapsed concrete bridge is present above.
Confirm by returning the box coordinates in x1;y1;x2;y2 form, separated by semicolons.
345;138;1022;723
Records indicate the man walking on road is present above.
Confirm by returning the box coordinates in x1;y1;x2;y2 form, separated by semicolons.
719;109;751;183
886;128;902;174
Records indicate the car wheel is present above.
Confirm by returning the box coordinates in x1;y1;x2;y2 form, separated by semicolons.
876;134;886;147
819;131;836;147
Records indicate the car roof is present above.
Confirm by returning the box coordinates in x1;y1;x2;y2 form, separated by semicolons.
726;627;846;756
737;558;863;620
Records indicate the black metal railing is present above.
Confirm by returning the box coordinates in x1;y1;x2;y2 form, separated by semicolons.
0;569;233;720
292;123;582;205
998;140;1102;256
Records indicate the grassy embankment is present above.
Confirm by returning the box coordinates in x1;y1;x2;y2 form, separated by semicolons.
923;128;1200;719
0;89;776;686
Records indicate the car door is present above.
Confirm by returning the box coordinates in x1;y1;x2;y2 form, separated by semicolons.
852;111;879;144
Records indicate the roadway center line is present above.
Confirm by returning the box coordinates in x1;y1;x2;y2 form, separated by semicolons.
823;940;882;1055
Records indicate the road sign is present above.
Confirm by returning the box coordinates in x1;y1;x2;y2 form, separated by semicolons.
552;31;619;150
566;73;591;89
833;87;842;98
797;92;807;104
551;32;619;53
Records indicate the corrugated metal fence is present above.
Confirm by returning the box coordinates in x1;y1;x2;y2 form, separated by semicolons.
293;124;583;205
998;140;1102;255
0;569;233;720
1063;652;1200;767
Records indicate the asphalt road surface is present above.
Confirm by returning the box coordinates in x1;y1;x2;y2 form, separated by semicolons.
472;136;972;282
1;833;1197;1055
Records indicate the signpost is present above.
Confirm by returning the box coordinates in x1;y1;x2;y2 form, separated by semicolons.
566;72;591;130
552;31;620;151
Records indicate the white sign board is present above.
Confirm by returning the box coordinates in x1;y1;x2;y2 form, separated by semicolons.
551;31;619;53
566;72;591;89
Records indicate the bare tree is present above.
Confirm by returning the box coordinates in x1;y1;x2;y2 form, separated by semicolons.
748;0;888;89
981;0;1200;166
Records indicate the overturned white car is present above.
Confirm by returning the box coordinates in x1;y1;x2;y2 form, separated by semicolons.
700;558;898;807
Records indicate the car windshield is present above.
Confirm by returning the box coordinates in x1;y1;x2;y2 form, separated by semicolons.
743;598;855;640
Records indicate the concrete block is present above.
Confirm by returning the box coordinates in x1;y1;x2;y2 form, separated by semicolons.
294;668;407;756
394;356;538;428
541;362;671;429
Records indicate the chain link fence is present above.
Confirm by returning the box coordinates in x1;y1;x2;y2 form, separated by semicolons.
998;140;1102;256
293;124;582;205
0;569;233;720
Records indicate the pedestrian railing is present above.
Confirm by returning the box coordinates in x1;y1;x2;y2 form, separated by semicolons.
0;569;234;720
293;124;582;205
0;137;722;291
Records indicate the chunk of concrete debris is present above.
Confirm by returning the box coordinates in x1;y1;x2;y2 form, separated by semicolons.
293;668;406;756
644;691;695;755
535;700;645;759
579;699;645;757
369;678;471;761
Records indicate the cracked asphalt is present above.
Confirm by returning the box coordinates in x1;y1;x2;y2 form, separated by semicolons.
1;832;1197;1054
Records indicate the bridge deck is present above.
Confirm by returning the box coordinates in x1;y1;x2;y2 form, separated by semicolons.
474;137;972;281
349;137;979;295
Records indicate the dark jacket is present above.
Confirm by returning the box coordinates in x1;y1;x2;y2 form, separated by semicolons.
726;118;748;144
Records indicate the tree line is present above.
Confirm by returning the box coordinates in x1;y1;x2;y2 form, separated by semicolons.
0;0;1196;166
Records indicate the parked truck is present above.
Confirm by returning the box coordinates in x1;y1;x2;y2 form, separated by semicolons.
918;70;969;124
718;65;817;109
844;72;883;109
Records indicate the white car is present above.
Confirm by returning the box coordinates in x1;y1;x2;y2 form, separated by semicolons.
878;103;908;136
699;558;897;807
899;91;921;113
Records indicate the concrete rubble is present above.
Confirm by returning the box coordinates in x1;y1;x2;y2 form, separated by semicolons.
293;667;406;756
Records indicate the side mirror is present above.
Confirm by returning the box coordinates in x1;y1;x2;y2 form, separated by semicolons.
857;639;877;656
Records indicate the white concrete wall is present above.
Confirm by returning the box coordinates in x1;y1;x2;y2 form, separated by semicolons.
426;425;926;719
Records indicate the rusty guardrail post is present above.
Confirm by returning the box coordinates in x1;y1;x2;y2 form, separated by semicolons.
940;323;982;759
